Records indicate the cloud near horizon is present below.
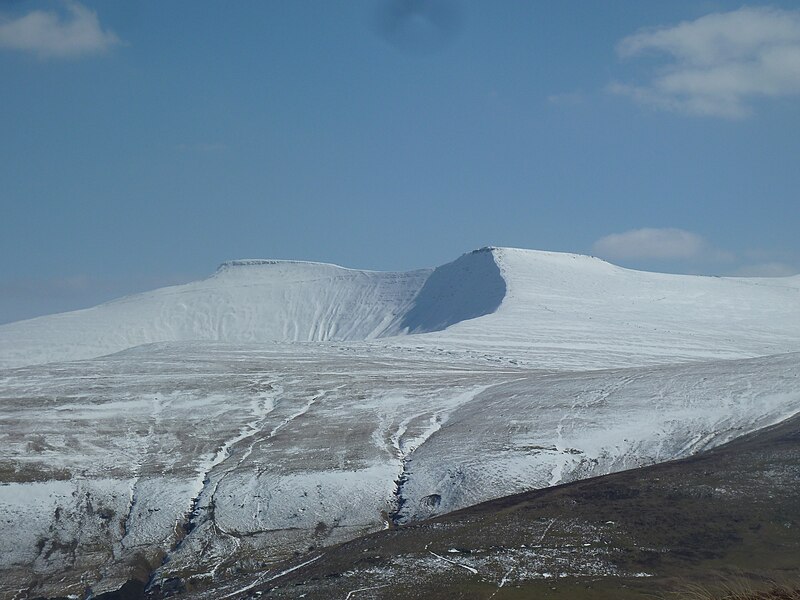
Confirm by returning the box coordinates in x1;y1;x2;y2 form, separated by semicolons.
731;262;799;277
592;228;731;262
0;272;198;325
609;6;800;118
0;1;121;59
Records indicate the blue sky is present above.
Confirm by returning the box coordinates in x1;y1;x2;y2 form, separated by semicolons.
1;1;799;323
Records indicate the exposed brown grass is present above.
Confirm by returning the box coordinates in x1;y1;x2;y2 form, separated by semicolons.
670;580;800;600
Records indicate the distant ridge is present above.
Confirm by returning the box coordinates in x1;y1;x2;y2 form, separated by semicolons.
215;258;379;272
0;249;512;368
1;247;799;369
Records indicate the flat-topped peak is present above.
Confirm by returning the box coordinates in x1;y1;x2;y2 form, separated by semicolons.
216;258;351;272
466;246;605;259
215;248;613;279
214;258;432;278
490;246;609;261
461;247;617;275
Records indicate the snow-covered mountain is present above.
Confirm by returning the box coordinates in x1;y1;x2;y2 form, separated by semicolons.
0;247;798;598
1;247;798;369
0;260;431;369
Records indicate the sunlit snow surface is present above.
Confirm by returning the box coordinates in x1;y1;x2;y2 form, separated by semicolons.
2;248;799;370
0;248;799;597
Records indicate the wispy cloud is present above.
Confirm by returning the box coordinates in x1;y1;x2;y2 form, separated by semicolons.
592;228;730;261
609;7;800;118
0;273;197;324
731;262;798;277
592;228;799;276
0;1;121;59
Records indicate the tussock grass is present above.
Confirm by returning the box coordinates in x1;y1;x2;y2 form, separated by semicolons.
668;580;800;600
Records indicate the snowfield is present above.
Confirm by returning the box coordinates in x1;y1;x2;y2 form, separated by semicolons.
0;247;798;598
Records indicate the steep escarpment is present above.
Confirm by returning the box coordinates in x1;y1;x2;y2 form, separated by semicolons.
396;247;506;334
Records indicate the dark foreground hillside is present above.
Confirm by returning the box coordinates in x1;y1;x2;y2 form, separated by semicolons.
163;410;800;600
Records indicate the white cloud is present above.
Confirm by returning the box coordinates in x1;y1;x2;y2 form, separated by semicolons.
610;7;800;118
0;1;121;59
592;228;728;261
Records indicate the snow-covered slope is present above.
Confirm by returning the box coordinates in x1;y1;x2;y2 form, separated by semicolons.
0;260;431;368
1;247;799;598
1;343;798;597
396;248;800;369
1;247;799;370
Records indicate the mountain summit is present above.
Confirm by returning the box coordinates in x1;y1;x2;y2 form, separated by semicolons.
1;247;799;369
0;248;800;367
